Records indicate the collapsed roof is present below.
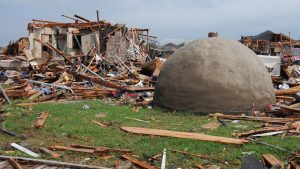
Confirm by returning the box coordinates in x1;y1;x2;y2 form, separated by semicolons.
154;38;275;113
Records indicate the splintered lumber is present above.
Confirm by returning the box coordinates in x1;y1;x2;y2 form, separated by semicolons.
70;144;132;153
8;158;23;169
170;149;221;161
121;126;248;145
209;114;300;123
279;104;300;113
121;154;156;169
49;146;94;154
11;143;40;158
194;161;204;169
34;112;49;128
125;86;155;91
74;14;91;22
0;155;112;169
275;85;300;95
72;72;123;89
233;125;292;137
91;120;107;127
262;154;284;169
34;90;65;102
39;148;61;158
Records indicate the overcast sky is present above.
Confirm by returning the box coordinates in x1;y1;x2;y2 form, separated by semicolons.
0;0;300;46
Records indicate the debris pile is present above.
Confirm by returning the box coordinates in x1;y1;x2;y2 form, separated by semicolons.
0;14;163;107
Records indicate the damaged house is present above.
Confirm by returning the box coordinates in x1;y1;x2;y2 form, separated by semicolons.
240;30;295;56
26;17;156;71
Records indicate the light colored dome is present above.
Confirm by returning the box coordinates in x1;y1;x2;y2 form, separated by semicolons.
154;38;275;113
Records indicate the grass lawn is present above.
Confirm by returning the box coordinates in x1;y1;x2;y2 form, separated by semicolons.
0;99;299;168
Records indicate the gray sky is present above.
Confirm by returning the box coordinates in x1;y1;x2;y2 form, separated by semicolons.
1;0;300;46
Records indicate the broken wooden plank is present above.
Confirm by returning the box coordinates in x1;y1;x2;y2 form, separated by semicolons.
121;126;248;145
8;158;23;169
209;114;300;123
194;161;204;169
49;146;94;154
70;144;132;153
39;148;61;158
125;117;150;123
121;154;156;169
34;112;49;129
33;90;65;102
279;104;300;113
234;125;293;137
262;154;284;169
91;120;107;127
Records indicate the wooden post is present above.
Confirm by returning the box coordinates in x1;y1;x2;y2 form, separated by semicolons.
146;30;150;53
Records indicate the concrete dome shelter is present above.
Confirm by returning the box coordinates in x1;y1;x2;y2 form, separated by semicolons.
153;38;275;113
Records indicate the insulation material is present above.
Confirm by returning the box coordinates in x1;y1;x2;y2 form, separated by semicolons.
154;38;275;113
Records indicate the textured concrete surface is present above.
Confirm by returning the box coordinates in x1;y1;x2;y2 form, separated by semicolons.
153;38;275;113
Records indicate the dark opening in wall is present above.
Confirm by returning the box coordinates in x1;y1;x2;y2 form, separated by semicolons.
73;35;82;49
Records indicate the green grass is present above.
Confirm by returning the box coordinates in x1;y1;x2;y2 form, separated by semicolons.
0;100;299;168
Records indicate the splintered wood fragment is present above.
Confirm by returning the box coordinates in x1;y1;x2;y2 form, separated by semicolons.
34;112;49;128
279;104;300;113
170;149;221;161
262;154;284;169
49;146;94;153
70;144;132;153
209;114;300;123
125;117;150;123
91;120;107;127
121;154;156;169
121;127;248;145
234;125;292;137
39;148;61;158
8;158;23;169
194;161;204;169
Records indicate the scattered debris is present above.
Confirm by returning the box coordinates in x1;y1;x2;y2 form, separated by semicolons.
0;155;112;169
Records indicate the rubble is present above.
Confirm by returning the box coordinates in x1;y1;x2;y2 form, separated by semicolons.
0;14;160;107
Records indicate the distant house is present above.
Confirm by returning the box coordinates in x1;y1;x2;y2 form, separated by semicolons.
241;30;295;56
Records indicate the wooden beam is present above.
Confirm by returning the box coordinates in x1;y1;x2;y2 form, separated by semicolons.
209;114;300;123
74;15;91;22
121;154;156;169
8;158;23;169
39;148;61;158
262;154;284;169
121;126;248;145
34;112;49;129
49;146;94;154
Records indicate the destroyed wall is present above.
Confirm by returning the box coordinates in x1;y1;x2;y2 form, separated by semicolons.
154;38;275;113
28;26;95;59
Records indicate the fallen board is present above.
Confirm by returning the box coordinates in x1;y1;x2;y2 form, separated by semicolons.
121;126;248;145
